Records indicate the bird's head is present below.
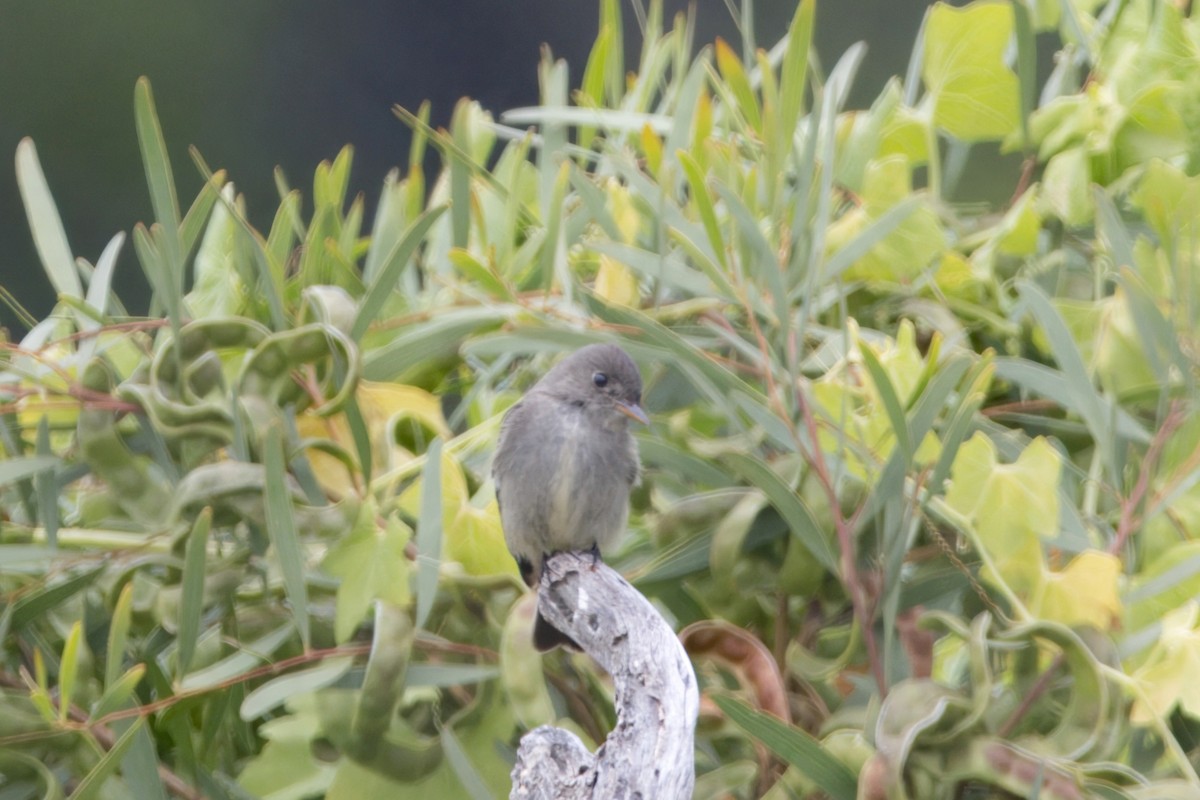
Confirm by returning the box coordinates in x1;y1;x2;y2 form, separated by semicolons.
540;343;648;425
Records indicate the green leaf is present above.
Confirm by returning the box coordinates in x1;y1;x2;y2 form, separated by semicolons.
363;306;510;381
106;583;135;688
351;204;448;341
180;623;295;691
322;504;413;642
777;0;814;153
1012;0;1037;150
815;196;921;290
858;342;912;460
70;718;147;800
134;78;182;232
0;749;64;800
11;565;105;629
415;437;444;631
723;453;837;573
677;150;726;270
922;1;1020;141
190;148;287;330
15;138;82;300
0;455;59;487
180;170;225;257
58;620;83;721
176;507;212;678
1041;146;1093;226
714;38;762;134
91;664;147;721
407;663;500;688
239;657;354;721
449;101;474;249
134;78;185;328
118;719;168;800
441;726;492;800
1016;280;1123;480
82;233;124;336
264;424;311;649
714;695;857;800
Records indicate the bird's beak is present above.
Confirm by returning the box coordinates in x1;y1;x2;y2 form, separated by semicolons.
616;400;650;425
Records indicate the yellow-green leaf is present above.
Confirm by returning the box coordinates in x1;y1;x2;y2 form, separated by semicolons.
594;254;640;307
322;502;413;643
922;1;1020;141
1034;550;1121;630
1131;601;1200;725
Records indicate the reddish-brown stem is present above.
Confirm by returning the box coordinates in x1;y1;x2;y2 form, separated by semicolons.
980;399;1061;418
795;387;887;697
997;653;1065;738
1110;402;1186;556
0;637;498;749
1007;155;1038;208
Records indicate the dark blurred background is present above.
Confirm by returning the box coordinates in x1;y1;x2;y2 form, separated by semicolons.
0;0;933;330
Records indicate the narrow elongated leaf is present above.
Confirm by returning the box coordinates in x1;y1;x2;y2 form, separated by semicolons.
134;79;181;232
181;623;295;691
363;306;510;381
715;695;857;800
859;344;912;460
415;437;444;631
1012;0;1036;149
441;726;492;800
11;565;105;629
15;138;82;300
351;205;447;341
105;583;135;688
591;241;712;297
119;719;168;800
992;357;1142;442
176;507;212;678
715;38;762;133
134;78;185;325
190;148;287;329
677;150;726;269
449;102;473;249
0;455;60;487
91;665;147;721
239;657;354;721
58;621;83;721
778;0;814;148
69;718;147;800
180;171;226;257
83;233;124;325
264;425;311;649
814;197;921;291
723;453;837;572
713;181;787;324
406;663;500;687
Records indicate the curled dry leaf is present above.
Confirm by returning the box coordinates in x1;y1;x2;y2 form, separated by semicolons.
680;619;791;723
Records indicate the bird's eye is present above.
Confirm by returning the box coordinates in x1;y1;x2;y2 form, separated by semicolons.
592;372;608;388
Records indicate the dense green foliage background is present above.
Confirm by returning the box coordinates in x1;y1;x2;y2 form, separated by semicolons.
3;0;1200;797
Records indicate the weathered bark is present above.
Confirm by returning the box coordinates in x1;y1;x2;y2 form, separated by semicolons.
510;551;699;800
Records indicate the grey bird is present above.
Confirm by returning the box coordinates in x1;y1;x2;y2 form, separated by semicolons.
493;343;647;651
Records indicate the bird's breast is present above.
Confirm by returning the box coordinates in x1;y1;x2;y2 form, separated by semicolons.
547;413;584;540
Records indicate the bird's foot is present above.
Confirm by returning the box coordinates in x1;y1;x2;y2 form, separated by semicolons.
517;556;537;588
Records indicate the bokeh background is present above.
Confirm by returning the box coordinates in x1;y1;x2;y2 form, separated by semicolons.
0;0;931;329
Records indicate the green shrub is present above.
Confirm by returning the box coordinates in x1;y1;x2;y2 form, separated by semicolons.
2;0;1199;797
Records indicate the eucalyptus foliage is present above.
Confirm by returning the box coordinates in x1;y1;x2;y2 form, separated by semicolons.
3;0;1200;798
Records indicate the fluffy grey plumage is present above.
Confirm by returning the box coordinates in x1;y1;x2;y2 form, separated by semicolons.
493;343;646;650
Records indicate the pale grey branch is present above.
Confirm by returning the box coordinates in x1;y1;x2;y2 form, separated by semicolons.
510;551;699;800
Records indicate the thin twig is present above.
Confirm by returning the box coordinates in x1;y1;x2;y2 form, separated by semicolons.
795;387;887;697
1110;402;1186;556
996;653;1064;738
